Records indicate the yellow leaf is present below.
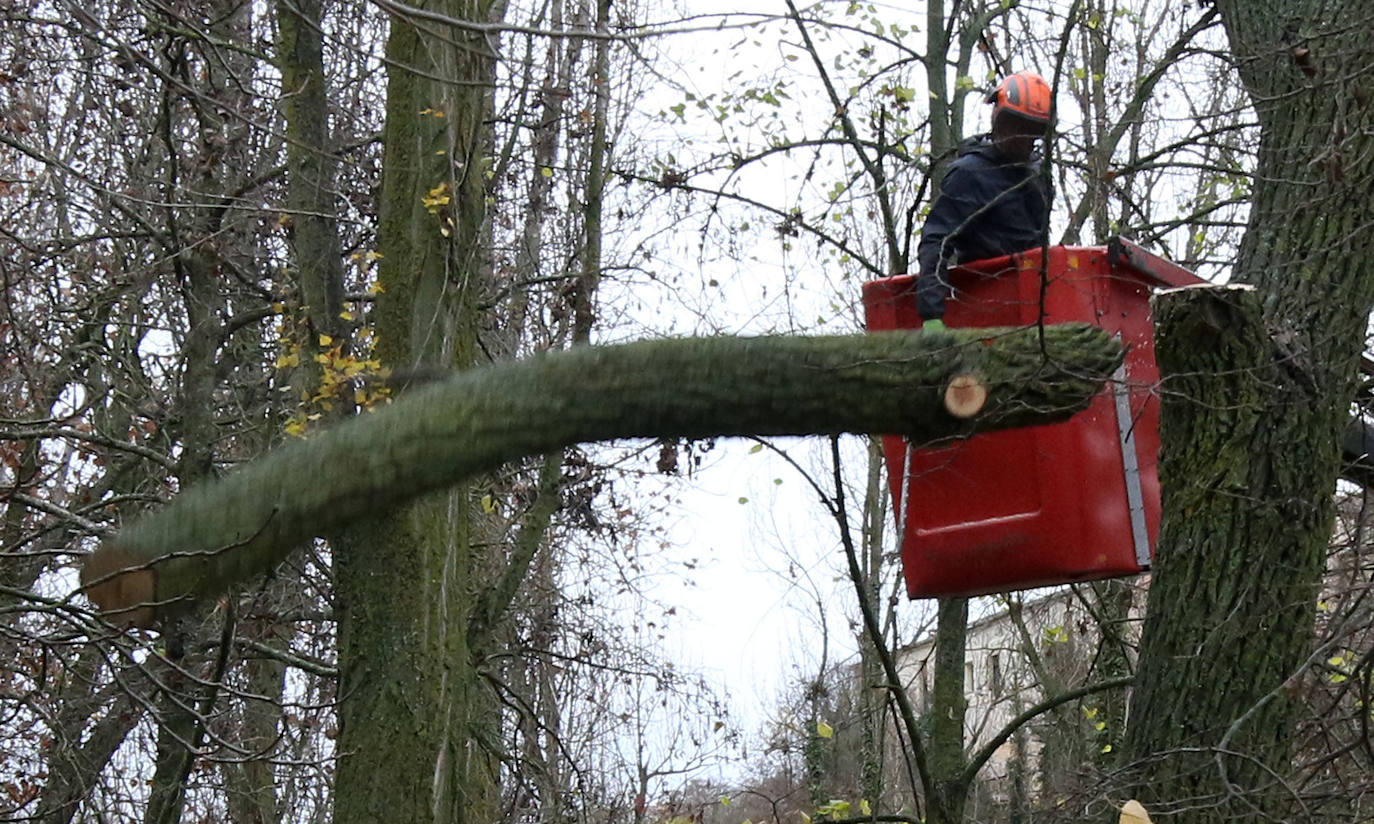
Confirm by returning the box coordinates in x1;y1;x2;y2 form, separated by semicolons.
1101;743;1113;753
481;494;496;514
1095;721;1107;731
540;166;553;178
860;799;871;816
799;813;811;824
367;281;385;295
271;301;285;313
1119;799;1153;824
339;310;355;321
319;334;333;346
816;721;833;739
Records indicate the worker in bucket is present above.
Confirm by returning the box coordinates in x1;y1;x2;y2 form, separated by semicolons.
915;71;1054;331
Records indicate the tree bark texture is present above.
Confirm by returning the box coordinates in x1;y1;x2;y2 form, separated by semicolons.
277;0;345;340
1123;1;1374;819
927;596;969;824
83;324;1120;625
1125;287;1312;816
330;1;500;821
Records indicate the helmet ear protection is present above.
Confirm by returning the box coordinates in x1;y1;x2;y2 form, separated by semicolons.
986;71;1053;126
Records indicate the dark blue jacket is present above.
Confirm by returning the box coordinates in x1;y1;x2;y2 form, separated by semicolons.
916;136;1051;319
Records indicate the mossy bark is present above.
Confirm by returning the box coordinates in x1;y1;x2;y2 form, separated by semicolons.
1124;287;1325;819
83;324;1122;624
330;1;499;821
1123;2;1374;816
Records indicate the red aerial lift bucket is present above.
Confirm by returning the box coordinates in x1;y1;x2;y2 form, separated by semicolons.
862;238;1202;599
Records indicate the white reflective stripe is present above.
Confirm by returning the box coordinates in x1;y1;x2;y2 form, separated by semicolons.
896;441;912;563
1112;360;1152;567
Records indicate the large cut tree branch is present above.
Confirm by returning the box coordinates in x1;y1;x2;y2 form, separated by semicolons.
82;325;1122;626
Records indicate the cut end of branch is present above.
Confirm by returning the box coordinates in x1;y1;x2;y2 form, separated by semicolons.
944;374;988;419
1119;799;1154;824
80;544;157;628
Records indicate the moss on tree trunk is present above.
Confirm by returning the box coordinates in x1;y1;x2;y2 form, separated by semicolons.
1122;1;1374;812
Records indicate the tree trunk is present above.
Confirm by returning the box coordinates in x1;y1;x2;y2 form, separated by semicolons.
1124;286;1316;817
921;10;970;817
331;0;499;821
926;596;968;824
277;0;346;343
856;437;888;810
1123;2;1374;820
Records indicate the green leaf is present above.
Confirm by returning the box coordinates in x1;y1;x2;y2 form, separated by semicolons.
816;720;833;738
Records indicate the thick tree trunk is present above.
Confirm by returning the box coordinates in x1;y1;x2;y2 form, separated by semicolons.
1125;286;1317;818
1123;2;1374;819
330;1;499;821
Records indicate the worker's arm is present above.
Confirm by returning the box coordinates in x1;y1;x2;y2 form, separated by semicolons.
915;164;981;320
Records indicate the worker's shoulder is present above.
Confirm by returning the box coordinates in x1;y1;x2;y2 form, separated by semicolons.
944;136;999;174
955;134;996;157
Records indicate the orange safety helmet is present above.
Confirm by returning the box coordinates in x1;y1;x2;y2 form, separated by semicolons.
986;71;1053;125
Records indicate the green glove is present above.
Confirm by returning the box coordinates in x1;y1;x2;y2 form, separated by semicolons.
922;318;947;333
